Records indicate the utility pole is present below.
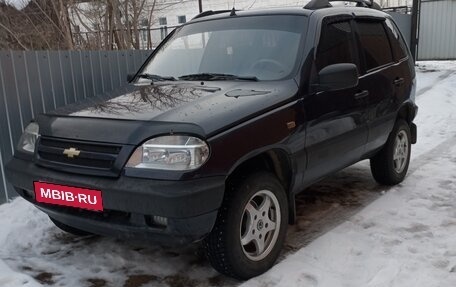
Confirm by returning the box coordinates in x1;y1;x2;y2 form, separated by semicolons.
198;0;203;13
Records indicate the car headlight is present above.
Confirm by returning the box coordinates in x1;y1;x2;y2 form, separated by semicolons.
17;122;40;154
126;135;210;171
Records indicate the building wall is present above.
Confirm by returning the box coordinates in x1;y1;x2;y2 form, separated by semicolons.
69;0;312;49
71;0;411;49
153;0;309;28
153;0;412;28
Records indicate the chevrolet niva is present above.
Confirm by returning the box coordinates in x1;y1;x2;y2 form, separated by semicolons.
6;0;417;279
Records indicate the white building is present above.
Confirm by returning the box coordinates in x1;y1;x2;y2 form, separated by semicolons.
151;0;412;29
145;0;311;47
70;0;411;49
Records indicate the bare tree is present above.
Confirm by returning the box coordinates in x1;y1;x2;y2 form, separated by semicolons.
0;0;165;50
0;0;75;50
69;0;161;50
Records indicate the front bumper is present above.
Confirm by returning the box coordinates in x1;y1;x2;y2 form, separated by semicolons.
5;157;225;245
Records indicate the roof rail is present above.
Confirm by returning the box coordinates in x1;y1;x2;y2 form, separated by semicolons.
192;9;237;20
305;0;381;11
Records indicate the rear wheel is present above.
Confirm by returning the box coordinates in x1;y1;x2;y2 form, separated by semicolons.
50;217;93;236
370;119;411;185
203;172;288;279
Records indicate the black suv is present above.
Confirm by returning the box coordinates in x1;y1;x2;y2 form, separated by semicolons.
6;0;417;279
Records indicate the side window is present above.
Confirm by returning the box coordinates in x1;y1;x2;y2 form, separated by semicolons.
356;20;394;72
316;20;358;71
384;19;408;60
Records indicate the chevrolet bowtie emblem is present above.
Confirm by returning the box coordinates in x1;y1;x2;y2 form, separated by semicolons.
63;148;81;158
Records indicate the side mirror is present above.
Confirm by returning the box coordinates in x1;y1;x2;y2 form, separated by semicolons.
127;73;136;82
317;63;359;92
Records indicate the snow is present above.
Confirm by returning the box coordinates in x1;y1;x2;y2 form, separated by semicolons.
0;260;39;287
244;145;456;287
1;61;456;286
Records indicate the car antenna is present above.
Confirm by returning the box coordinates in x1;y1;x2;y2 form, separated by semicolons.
230;0;237;16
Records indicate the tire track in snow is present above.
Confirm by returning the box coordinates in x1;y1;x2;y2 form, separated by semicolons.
283;135;456;255
416;70;456;98
408;134;456;175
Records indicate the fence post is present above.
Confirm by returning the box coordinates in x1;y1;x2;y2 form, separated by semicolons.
410;0;420;62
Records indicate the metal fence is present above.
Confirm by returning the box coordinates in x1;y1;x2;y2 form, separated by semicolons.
0;50;152;203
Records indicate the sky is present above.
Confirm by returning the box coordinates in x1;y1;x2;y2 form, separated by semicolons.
5;0;30;9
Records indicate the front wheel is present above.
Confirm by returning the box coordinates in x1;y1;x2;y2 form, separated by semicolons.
370;119;412;185
203;172;288;279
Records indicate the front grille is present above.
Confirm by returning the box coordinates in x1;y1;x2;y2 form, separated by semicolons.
36;137;124;175
39;152;114;168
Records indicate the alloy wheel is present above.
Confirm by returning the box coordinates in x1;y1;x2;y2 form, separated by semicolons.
239;190;281;261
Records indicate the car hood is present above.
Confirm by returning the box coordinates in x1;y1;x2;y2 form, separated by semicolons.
39;80;298;144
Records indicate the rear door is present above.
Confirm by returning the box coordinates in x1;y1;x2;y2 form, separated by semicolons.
303;17;369;185
384;18;415;105
354;18;403;154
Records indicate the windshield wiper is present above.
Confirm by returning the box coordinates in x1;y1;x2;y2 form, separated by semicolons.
178;73;258;81
137;73;176;81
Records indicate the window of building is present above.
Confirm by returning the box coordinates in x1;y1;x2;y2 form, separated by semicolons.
356;20;394;71
384;19;408;60
141;18;149;27
160;26;168;40
177;15;187;24
141;30;148;41
159;17;167;26
316;20;357;71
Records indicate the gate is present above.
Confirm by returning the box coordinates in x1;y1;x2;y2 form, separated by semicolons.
418;0;456;60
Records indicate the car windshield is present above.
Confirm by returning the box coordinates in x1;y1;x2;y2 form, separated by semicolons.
140;15;307;81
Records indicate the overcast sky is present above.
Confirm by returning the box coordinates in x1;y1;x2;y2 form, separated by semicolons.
6;0;30;9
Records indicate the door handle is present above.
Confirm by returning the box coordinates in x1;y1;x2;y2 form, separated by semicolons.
394;77;405;86
354;90;369;100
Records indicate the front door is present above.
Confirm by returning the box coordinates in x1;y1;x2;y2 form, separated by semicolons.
303;18;369;185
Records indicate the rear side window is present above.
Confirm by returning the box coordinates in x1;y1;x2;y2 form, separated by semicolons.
316;20;358;71
384;18;408;60
356;20;393;72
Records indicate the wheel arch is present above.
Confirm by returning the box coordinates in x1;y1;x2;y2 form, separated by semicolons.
396;101;418;144
396;101;417;125
225;147;297;224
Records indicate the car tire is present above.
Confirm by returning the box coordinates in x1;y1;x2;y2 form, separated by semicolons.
370;119;411;185
203;172;288;280
50;217;93;236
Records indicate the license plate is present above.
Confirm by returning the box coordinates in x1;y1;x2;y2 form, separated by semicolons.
34;182;103;212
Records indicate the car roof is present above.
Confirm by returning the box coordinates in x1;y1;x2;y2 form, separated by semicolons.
311;6;389;18
189;7;312;23
189;6;389;24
